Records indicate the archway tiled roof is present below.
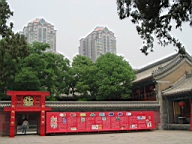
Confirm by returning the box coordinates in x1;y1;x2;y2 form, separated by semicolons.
162;74;192;96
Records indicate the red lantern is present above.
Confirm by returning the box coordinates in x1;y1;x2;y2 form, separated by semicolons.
178;101;186;107
150;86;154;90
136;89;141;94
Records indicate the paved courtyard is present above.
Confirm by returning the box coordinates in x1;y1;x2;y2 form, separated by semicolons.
0;130;192;144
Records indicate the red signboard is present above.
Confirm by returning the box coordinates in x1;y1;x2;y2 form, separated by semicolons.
46;111;155;133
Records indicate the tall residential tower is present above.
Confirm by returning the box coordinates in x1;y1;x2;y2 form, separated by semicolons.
79;26;116;61
20;18;56;52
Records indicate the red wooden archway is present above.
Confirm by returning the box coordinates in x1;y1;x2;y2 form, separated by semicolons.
4;91;52;137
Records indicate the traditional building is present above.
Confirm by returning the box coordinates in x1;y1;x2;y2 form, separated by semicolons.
131;52;192;130
162;73;192;130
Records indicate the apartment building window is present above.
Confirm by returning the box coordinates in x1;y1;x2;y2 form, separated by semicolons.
30;33;34;43
113;41;116;45
107;36;109;52
38;28;42;41
43;28;46;43
25;32;28;38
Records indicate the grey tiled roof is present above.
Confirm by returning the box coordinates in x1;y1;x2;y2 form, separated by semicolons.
134;61;171;82
0;101;160;108
133;53;178;82
0;102;10;107
134;53;192;83
163;74;192;96
152;53;192;78
46;103;159;108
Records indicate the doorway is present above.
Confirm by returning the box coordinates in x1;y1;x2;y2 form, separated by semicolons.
16;112;40;135
173;99;190;124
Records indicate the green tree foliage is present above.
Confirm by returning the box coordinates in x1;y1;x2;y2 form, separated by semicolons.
0;33;29;99
13;67;41;91
0;0;29;99
0;0;14;37
95;53;136;100
42;52;70;100
117;0;192;55
82;64;98;100
65;66;77;97
28;41;49;54
70;55;98;100
67;54;135;101
10;42;70;101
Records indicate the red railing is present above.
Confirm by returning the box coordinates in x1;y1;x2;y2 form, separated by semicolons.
132;92;156;101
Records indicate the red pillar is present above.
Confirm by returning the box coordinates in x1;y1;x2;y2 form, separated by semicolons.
40;95;45;136
10;95;16;138
10;110;15;137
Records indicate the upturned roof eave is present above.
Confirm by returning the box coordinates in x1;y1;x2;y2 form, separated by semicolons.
163;89;192;97
153;53;192;78
134;53;181;83
132;75;153;84
136;53;178;74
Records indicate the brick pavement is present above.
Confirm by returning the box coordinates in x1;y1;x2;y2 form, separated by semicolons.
0;130;192;144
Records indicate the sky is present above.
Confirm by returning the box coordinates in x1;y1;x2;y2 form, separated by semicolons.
7;0;192;68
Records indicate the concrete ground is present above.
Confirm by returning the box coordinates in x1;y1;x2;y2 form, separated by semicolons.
0;130;192;144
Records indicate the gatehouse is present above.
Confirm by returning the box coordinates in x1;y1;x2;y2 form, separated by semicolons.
3;91;51;137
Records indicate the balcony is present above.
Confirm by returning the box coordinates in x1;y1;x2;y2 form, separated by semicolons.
131;92;156;101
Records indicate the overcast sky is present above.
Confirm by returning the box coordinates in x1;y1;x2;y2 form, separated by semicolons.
7;0;192;68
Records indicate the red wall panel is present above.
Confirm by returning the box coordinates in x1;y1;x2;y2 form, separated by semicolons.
46;111;155;133
0;111;10;136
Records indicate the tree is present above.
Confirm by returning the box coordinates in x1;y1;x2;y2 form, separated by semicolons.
81;64;98;100
0;33;29;99
42;52;70;100
28;41;49;54
0;0;30;100
0;1;71;100
10;42;70;101
65;66;77;97
68;55;93;97
10;52;46;91
117;0;192;55
95;53;136;100
0;0;14;37
13;67;41;91
72;55;98;100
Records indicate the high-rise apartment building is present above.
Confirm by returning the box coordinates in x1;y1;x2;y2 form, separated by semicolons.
20;18;56;52
79;26;116;61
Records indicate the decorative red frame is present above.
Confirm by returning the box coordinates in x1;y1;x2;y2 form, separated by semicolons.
4;91;52;137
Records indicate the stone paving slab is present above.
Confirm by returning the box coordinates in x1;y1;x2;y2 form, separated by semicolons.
0;130;192;144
